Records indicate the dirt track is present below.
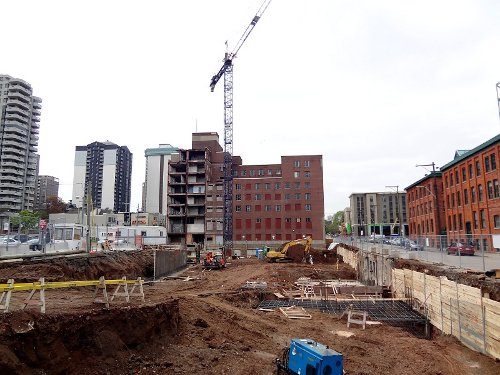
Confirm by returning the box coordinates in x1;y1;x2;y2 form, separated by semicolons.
0;251;499;374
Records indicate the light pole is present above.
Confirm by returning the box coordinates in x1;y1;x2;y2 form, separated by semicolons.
385;185;402;237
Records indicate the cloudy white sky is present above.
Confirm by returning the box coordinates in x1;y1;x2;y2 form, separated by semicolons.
2;0;500;216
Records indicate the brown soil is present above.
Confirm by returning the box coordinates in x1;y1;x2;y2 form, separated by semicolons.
0;252;498;375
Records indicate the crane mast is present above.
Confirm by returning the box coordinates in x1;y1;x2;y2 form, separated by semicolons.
210;0;272;257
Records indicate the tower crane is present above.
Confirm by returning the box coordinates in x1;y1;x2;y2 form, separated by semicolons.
209;0;273;257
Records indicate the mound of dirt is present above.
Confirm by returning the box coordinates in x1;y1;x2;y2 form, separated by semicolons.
0;300;179;374
0;250;154;282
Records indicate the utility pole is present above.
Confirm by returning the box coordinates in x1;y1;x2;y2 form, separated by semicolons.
386;185;401;237
86;182;91;252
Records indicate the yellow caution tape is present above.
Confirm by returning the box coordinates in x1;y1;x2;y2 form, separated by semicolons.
0;278;143;292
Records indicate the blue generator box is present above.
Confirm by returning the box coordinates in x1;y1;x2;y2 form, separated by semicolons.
287;339;343;375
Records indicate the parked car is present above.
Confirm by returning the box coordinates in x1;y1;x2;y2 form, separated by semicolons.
404;240;423;251
447;242;475;256
0;237;21;246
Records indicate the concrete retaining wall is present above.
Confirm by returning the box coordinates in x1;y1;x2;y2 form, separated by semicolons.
154;247;187;278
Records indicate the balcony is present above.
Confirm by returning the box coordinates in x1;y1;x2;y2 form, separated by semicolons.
0;160;23;169
0;182;22;189
10;82;32;95
3;132;27;143
7;99;30;111
168;224;185;234
169;209;186;216
2;147;25;157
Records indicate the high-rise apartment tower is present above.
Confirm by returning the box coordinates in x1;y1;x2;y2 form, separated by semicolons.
0;75;41;216
72;141;132;213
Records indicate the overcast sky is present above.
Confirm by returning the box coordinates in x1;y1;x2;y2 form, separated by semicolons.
2;0;500;216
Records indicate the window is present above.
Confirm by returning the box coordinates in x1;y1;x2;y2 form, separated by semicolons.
457;191;461;206
445;176;449;188
276;169;282;175
256;218;262;223
491;154;497;170
268;169;272;175
255;183;260;190
471;187;476;203
488;181;494;199
295;182;300;189
304;182;311;189
285;218;292;223
285;193;291;200
305;193;311;200
473;211;478;229
245;205;251;212
478;184;483;202
485;156;491;172
265;205;272;212
258;169;264;176
494;180;499;198
453;215;457;230
459;214;463;230
255;194;262;200
294;160;300;167
275;182;281;189
476;161;481;176
480;209;486;229
276;205;281;211
305;204;311;211
462;167;466;182
285;182;291;189
293;171;300;178
468;164;473;179
304;171;311;178
295;193;301;200
241;170;247;176
304;160;310;167
265;183;271;190
494;215;500;228
235;194;241;201
250;170;255;177
236;205;241;212
455;171;459;184
451;193;455;207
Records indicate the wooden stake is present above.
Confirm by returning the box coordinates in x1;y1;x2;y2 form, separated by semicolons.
0;279;14;313
93;276;110;308
111;276;130;302
22;277;46;313
129;277;145;302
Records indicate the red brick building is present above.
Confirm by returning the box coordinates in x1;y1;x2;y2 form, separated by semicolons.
440;134;500;252
233;155;324;244
406;171;446;238
167;133;325;249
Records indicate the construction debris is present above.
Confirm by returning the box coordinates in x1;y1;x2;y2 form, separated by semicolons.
279;306;312;320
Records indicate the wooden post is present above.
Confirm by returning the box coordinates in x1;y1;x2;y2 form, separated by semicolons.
130;277;145;302
93;276;110;308
0;279;14;313
22;277;46;313
111;276;130;302
439;277;444;333
456;282;461;341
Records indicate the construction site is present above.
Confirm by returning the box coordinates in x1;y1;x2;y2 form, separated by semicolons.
0;242;499;375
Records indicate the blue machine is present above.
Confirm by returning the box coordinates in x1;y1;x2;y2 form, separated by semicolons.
277;339;343;375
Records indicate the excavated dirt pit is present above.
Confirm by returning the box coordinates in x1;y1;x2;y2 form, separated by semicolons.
0;252;499;374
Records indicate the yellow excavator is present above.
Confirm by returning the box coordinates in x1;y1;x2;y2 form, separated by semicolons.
266;237;313;263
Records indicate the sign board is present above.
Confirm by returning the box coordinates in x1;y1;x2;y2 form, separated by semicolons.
39;219;48;230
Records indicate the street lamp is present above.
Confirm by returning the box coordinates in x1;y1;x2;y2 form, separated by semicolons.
385;185;402;237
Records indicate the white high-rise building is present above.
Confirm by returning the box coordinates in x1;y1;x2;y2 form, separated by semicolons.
0;75;41;215
143;144;178;214
72;141;132;213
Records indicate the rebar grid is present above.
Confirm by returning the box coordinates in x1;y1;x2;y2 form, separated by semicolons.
257;299;426;323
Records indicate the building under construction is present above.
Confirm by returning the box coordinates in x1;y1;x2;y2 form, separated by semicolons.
167;132;325;249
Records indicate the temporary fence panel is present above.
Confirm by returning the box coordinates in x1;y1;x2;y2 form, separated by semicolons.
154;247;187;279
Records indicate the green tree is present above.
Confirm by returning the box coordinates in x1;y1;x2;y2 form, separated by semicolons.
325;211;345;234
10;210;40;233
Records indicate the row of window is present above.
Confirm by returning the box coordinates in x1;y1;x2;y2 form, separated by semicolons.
235;182;312;190
235;203;312;212
446;179;500;208
447;210;500;231
445;153;497;188
236;233;311;241
235;170;312;179
410;219;435;234
235;193;312;201
410;201;434;217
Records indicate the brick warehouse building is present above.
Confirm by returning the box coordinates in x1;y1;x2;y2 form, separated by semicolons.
166;133;325;250
405;171;446;247
440;133;500;252
233;155;325;245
